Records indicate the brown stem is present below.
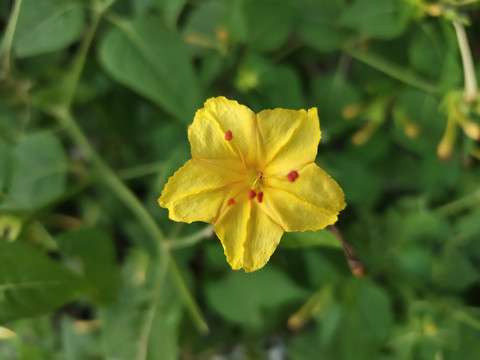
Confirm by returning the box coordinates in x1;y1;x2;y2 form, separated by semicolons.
327;225;366;277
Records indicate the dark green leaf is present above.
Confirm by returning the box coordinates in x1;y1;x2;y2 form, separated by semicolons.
0;241;84;323
99;15;201;122
312;74;360;138
56;227;119;305
243;0;294;52
340;0;411;40
297;0;345;53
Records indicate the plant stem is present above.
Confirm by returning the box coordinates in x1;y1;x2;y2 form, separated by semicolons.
453;20;478;103
136;252;170;360
48;0;208;335
434;187;480;217
344;47;439;94
0;0;22;77
167;225;214;250
118;162;163;180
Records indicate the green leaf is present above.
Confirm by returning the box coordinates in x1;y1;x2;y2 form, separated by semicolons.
98;15;201;122
340;0;411;40
281;229;341;249
297;0;345;53
244;0;294;52
205;266;307;329
12;0;85;58
434;244;478;291
61;315;102;360
0;139;12;193
340;279;393;360
0;241;84;323
55;227;119;305
100;250;180;360
6;132;67;211
408;22;461;92
153;0;187;30
312;74;359;138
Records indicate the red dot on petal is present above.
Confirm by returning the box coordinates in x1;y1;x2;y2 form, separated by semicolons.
257;191;263;203
225;130;233;141
287;171;299;182
248;190;256;199
227;198;235;206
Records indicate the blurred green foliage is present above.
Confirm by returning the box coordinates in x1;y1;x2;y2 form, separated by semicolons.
1;0;480;359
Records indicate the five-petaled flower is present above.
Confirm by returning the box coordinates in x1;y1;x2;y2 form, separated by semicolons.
159;97;346;272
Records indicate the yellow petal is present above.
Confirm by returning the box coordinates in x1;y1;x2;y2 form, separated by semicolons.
262;163;345;231
257;108;320;174
214;200;284;272
159;159;245;223
188;97;257;167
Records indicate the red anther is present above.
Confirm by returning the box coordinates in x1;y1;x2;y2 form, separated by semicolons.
248;190;256;199
225;130;233;141
258;172;263;179
227;198;235;206
287;171;299;182
257;191;264;203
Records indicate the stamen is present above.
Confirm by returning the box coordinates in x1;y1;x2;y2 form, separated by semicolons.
251;171;263;189
225;130;233;141
287;171;299;182
257;191;263;203
248;190;256;199
227;198;235;206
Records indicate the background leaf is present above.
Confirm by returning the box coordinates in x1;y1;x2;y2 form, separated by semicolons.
0;241;84;323
12;0;84;58
5;132;67;211
98;15;201;122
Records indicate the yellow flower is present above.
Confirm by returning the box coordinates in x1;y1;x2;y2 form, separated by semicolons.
159;97;346;272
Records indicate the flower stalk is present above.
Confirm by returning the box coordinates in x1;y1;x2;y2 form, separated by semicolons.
453;20;478;103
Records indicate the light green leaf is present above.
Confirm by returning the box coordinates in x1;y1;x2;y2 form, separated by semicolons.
56;227;119;305
6;132;67;211
99;15;201;122
13;0;85;58
340;0;411;40
281;229;341;249
205;266;308;329
0;241;84;323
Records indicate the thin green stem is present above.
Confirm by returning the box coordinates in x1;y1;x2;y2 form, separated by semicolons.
62;1;109;108
434;187;480;217
169;260;209;334
47;0;208;335
0;0;22;77
136;253;170;360
344;47;439;94
55;111;208;333
167;225;213;250
453;20;478;103
452;309;480;331
117;162;163;180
